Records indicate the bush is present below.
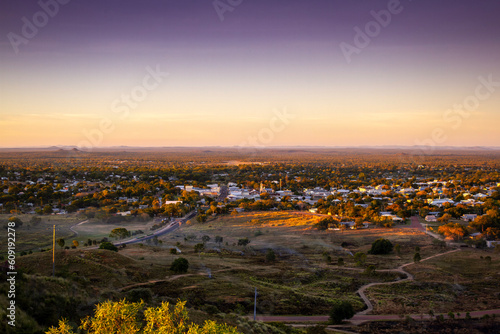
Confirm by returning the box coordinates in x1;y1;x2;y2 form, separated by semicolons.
194;243;205;253
368;238;393;255
266;249;276;262
126;288;153;303
413;252;421;263
99;242;118;252
329;301;354;324
170;257;189;273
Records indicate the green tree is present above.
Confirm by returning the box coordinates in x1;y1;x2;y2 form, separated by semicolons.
99;242;118;252
201;235;211;244
368;238;393;255
237;237;250;247
194;243;205;253
215;235;223;247
394;243;401;256
354;252;366;266
266;249;276;262
329;301;354;324
413;252;421;263
109;228;130;240
170;257;189;274
57;238;65;249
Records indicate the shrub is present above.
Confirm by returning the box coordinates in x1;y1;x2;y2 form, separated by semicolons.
368;238;393;255
266;249;276;262
99;242;118;252
329;301;354;324
170;257;189;274
413;252;421;263
194;243;205;253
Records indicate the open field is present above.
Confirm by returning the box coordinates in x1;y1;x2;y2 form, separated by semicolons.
0;214;82;253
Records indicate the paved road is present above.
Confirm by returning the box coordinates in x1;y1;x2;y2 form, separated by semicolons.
400;216;426;232
114;211;196;247
255;308;500;325
217;185;228;202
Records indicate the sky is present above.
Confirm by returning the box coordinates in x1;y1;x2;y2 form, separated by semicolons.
1;0;500;148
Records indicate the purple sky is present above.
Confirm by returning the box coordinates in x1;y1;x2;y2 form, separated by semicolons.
1;0;500;147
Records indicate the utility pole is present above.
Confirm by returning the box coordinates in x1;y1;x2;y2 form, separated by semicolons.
254;287;257;321
52;224;56;277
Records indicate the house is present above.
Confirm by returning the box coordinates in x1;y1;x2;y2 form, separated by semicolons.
165;200;182;205
339;221;356;229
425;215;437;222
381;213;403;222
461;214;477;222
428;198;455;207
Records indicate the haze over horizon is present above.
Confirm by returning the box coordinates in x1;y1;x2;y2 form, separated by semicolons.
1;0;500;148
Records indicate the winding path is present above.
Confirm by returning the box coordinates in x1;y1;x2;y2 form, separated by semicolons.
355;248;461;315
69;219;89;236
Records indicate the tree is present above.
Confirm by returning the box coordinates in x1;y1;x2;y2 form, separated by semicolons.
109;228;130;240
438;223;467;241
437;213;452;223
43;205;53;215
413;252;421;263
57;238;65;249
47;299;241;334
170;257;189;274
194;243;205;253
315;217;335;230
394;243;401;256
237;237;250;248
368;238;393;255
354;252;366;266
266;249;276;262
99;242;118;252
8;216;23;228
329;301;354;324
201;235;211;244
364;264;376;275
72;240;79;248
215;235;223;247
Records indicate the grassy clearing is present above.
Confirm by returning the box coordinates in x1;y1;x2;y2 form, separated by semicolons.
1;214;82;253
